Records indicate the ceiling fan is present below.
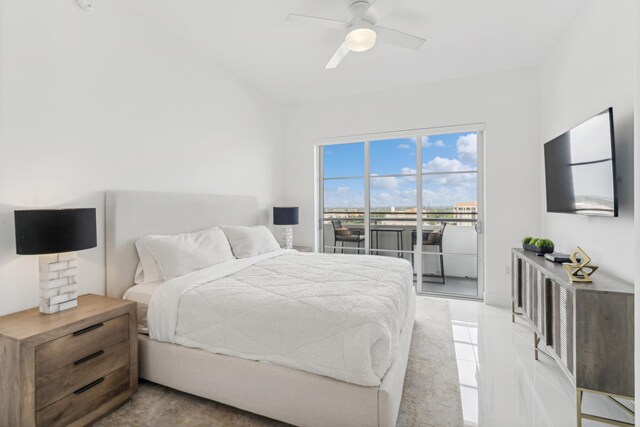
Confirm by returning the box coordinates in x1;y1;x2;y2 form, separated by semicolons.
287;0;426;69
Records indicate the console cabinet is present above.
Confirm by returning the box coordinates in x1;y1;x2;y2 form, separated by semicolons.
511;248;634;427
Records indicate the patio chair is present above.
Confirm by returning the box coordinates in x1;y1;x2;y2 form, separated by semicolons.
331;220;365;254
411;222;447;284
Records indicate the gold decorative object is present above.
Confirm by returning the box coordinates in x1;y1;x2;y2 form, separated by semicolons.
563;247;598;283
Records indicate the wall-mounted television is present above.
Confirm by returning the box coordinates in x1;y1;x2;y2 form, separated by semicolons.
544;108;617;217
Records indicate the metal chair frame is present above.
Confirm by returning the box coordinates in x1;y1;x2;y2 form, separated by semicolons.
411;222;447;284
331;220;364;254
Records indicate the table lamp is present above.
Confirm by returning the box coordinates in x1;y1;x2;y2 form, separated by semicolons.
273;207;299;250
15;208;97;314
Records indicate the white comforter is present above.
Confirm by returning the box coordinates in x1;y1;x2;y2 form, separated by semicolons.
147;250;414;386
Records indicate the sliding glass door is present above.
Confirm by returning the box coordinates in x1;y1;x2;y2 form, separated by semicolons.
317;126;484;299
420;134;480;297
369;137;417;260
320;142;366;254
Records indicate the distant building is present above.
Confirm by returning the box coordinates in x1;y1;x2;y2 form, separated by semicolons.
452;202;477;226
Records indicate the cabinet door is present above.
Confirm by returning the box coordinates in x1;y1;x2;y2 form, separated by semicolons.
531;269;545;335
522;262;532;318
511;254;522;307
575;291;634;397
549;280;575;378
522;262;545;336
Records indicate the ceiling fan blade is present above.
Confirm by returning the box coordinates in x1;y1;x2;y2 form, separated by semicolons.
286;14;349;30
375;26;425;50
325;42;350;69
364;0;403;24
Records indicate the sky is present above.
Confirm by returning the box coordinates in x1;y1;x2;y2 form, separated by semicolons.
323;132;478;209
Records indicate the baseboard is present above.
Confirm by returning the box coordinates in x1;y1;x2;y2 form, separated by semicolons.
483;291;510;307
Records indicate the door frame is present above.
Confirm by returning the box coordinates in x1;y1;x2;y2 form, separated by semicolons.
314;123;486;300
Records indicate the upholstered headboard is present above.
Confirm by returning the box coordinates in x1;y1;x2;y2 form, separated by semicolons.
105;191;258;298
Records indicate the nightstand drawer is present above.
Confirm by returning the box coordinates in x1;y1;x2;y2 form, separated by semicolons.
36;339;129;410
36;364;130;427
36;314;129;377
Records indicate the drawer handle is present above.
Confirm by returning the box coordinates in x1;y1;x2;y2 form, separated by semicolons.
74;377;104;395
73;350;104;366
73;322;104;336
74;377;104;394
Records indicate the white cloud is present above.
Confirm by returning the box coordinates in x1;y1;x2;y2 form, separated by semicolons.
422;157;476;186
370;176;401;190
401;167;416;175
423;157;470;173
422;137;445;148
456;133;477;165
324;185;363;208
423;184;476;207
397;143;412;150
371;188;417;207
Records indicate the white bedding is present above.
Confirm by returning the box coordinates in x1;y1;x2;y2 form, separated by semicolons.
123;281;162;306
147;250;414;386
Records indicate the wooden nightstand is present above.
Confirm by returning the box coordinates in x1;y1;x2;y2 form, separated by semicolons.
0;294;137;427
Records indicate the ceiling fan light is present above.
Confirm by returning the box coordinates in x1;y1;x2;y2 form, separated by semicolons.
345;28;377;52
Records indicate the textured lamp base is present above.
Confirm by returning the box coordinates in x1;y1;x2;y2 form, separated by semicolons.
39;252;78;314
281;225;293;250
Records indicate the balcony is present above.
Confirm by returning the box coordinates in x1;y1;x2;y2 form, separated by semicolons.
322;211;479;298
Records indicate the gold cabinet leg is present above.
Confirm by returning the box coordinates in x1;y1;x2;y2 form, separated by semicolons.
576;389;583;427
575;388;635;427
512;301;515;322
576;388;635;427
533;332;540;361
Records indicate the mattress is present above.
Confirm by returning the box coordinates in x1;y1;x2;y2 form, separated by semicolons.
144;250;415;386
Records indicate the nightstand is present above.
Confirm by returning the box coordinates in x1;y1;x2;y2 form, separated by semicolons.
0;294;137;427
293;246;313;253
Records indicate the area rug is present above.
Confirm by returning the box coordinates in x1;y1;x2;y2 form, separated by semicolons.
97;297;463;427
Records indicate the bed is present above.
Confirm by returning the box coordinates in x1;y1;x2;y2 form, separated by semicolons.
105;190;416;427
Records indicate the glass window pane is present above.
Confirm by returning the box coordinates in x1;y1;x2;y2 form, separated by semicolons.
420;171;478;298
419;253;478;297
322;178;364;254
422;173;477;222
370;176;416;212
370;138;417;176
422;133;477;173
324;178;364;210
323;142;364;178
369;175;416;261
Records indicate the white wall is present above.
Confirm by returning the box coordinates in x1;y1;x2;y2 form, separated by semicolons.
283;68;541;306
539;0;636;283
0;0;283;315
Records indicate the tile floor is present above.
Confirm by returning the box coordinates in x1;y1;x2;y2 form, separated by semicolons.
419;276;479;298
440;297;634;427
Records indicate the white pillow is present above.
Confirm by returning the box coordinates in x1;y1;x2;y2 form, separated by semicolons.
141;227;235;280
134;240;164;284
221;226;281;259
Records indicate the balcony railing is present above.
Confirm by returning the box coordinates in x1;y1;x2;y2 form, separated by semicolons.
321;210;479;281
323;210;478;224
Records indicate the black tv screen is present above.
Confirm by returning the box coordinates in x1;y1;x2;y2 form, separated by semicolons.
544;108;617;217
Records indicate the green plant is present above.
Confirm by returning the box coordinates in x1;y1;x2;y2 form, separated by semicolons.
535;238;554;249
522;237;554;248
